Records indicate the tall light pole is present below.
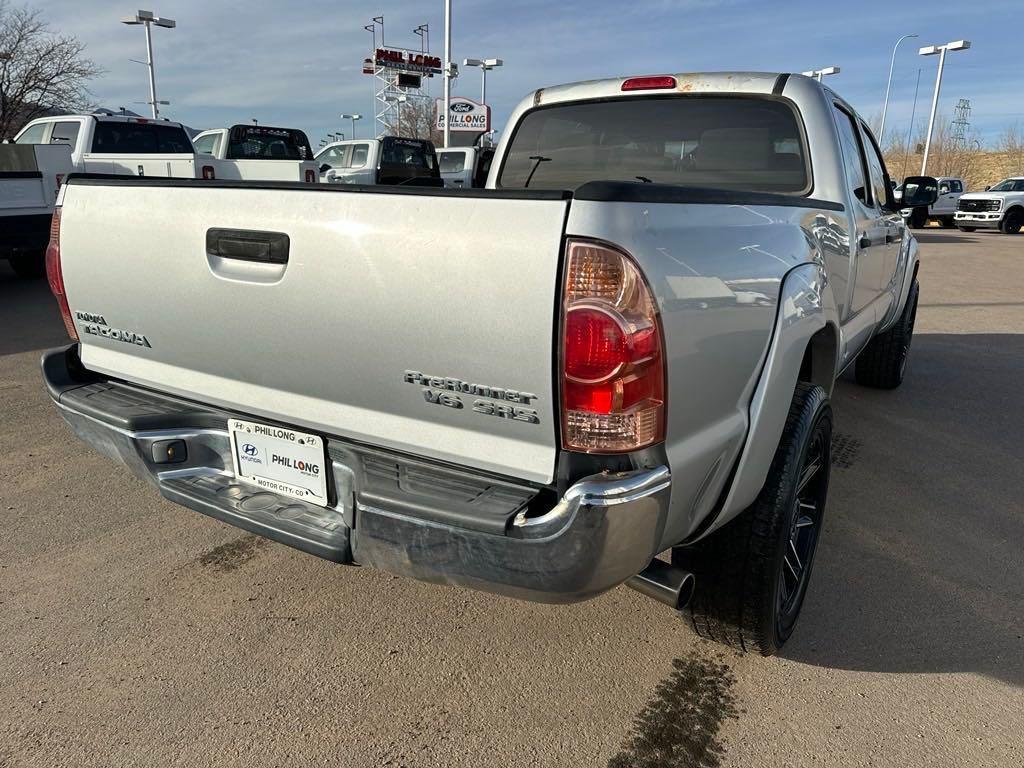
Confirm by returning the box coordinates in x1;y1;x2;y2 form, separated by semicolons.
462;58;502;105
120;10;176;119
384;95;407;134
879;34;917;142
443;0;452;148
341;114;362;139
919;40;971;175
801;66;840;82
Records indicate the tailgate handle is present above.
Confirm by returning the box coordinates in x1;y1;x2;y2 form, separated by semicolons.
206;228;289;265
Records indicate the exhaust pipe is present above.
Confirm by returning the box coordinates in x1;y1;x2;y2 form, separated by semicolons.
627;559;695;610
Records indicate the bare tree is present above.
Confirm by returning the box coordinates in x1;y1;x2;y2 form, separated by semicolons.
0;2;101;138
997;122;1024;177
381;97;442;144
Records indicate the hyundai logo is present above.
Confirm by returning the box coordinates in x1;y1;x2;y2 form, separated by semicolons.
242;443;259;456
450;102;474;113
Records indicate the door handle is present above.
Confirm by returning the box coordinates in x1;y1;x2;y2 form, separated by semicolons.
858;235;872;249
885;233;897;244
206;228;289;265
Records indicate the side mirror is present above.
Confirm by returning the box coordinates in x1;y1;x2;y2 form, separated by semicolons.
901;176;938;207
319;163;331;173
984;185;991;191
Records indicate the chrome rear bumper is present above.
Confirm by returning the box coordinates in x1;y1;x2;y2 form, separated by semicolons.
43;346;670;604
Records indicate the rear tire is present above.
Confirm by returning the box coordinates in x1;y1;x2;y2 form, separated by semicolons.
855;279;919;389
938;216;954;228
908;207;928;229
8;250;46;279
1000;209;1023;234
673;383;832;656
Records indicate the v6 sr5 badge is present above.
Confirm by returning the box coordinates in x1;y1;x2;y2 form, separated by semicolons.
404;370;540;425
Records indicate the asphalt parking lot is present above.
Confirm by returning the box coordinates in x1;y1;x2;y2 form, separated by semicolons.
1;229;1022;768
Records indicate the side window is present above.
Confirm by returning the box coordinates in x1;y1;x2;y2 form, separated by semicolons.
193;134;217;155
15;122;48;145
938;181;950;195
49;121;80;148
860;121;892;211
350;143;369;168
833;105;871;207
318;146;348;168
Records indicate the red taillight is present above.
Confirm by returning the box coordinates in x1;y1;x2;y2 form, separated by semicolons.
621;75;677;91
202;165;216;180
305;168;316;183
45;208;78;341
560;240;665;452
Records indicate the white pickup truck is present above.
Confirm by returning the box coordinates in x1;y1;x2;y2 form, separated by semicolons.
0;143;71;277
191;124;318;183
954;177;1024;234
42;72;937;655
3;114;197;277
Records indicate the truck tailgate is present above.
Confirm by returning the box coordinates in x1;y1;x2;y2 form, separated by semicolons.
58;179;570;483
82;155;197;178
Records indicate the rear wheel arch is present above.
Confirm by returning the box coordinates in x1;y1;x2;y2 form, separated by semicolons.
798;324;839;396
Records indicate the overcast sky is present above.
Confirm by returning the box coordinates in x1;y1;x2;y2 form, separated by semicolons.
33;0;1021;145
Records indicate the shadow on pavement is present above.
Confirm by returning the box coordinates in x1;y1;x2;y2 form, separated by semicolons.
912;231;981;244
0;262;69;357
786;333;1024;686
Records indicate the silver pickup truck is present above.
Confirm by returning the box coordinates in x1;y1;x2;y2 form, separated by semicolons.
42;72;937;655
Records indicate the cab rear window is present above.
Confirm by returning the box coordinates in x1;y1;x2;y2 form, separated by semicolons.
498;96;808;193
226;125;313;160
91;122;193;154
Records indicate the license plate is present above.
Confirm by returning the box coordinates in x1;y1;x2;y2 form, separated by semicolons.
228;418;329;506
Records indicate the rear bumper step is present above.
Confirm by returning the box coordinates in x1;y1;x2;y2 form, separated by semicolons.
162;473;351;563
43;345;672;604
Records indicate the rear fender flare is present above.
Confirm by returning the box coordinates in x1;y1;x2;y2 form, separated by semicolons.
711;262;839;531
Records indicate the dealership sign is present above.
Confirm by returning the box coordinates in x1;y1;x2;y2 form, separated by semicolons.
371;48;442;75
435;97;491;132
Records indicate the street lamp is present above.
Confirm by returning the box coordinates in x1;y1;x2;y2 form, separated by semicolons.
462;57;503;105
918;40;971;175
341;113;362;139
879;34;917;141
120;10;176;119
801;66;840;82
442;0;452;148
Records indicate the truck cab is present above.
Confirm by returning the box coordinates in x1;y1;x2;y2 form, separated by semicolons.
191;125;318;183
315;136;443;187
436;146;495;188
14;113;197;178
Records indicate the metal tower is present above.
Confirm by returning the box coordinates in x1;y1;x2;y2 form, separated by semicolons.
950;98;971;151
365;17;434;138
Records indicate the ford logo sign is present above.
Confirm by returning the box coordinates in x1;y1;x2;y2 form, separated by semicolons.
242;443;259;456
450;102;474;113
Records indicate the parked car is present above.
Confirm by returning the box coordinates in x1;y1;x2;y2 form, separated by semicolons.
437;146;495;188
954;177;1024;234
315;136;443;187
895;175;964;227
191;124;318;183
4;113;196;276
41;72;935;655
1;143;71;278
